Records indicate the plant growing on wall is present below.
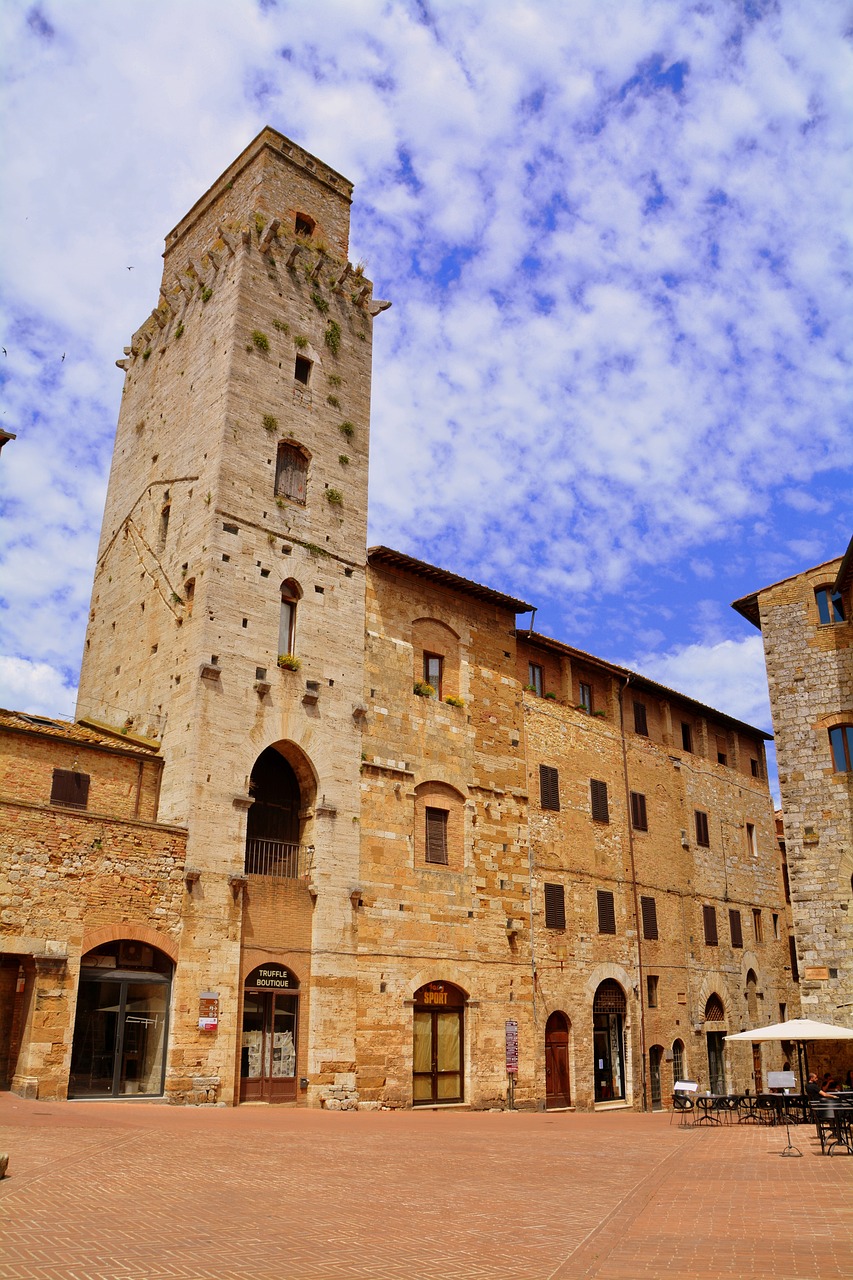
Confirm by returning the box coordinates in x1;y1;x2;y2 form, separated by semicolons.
413;681;436;698
175;322;184;339
445;695;465;708
262;414;278;433
338;454;349;466
293;334;309;349
324;320;342;355
327;394;341;408
339;421;354;439
278;654;301;671
252;330;270;352
201;286;213;303
325;488;343;506
272;319;289;332
327;373;342;387
311;290;329;314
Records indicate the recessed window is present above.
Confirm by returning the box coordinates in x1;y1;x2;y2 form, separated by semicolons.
578;681;592;712
703;904;718;946
425;808;448;864
278;579;301;657
640;895;658;940
50;769;90;810
772;912;779;940
829;724;853;772
597;889;616;934
630;791;648;831
729;909;743;948
815;586;845;624
275;442;308;504
424;653;443;698
717;751;728;765
159;503;171;547
681;722;693;752
746;822;757;856
544;882;566;929
752;908;763;943
539;764;560;811
295;212;315;238
633;700;648;736
528;662;543;696
646;975;659;1008
750;757;760;778
695;809;710;847
294;354;312;385
590;779;609;823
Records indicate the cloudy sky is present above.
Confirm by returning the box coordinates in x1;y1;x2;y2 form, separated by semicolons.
1;0;851;792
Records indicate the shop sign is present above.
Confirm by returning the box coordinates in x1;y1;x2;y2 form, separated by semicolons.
505;1019;519;1075
248;964;298;989
804;966;829;981
199;991;219;1031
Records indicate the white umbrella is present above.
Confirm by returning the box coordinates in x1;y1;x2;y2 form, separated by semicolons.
726;1017;853;1085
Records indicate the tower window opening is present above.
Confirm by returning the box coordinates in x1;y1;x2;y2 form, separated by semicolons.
294;355;312;385
275;443;309;505
295;213;315;238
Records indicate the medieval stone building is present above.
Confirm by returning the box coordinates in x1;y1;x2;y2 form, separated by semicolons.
1;128;799;1108
733;538;853;1065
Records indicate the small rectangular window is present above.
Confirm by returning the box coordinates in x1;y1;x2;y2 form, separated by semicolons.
703;904;718;946
746;822;757;856
633;700;648;736
578;681;592;712
424;653;443;698
752;908;763;943
681;722;693;752
729;909;743;948
597;889;616;934
779;1002;787;1022
695;810;710;847
528;662;543;696
640;895;658;940
750;757;760;778
717;752;728;765
646;975;659;1008
772;912;779;940
50;769;90;810
539;764;560;811
788;935;799;982
630;791;648;831
544;882;566;929
815;586;845;624
425;808;448;864
590;779;609;823
294;354;312;385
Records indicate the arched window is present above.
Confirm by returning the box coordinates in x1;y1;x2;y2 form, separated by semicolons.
279;579;301;659
411;618;461;703
245;747;302;877
671;1038;685;1085
815;585;845;625
829;725;853;772
745;970;759;1022
414;781;465;871
275;442;309;504
704;993;725;1022
593;980;626;1102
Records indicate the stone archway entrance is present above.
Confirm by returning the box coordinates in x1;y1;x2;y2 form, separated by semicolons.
593;979;627;1102
545;1011;572;1108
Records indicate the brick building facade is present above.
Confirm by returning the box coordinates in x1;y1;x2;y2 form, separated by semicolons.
733;539;853;1069
1;128;799;1108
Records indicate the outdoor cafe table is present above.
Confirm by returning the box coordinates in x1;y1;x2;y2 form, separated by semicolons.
694;1094;735;1124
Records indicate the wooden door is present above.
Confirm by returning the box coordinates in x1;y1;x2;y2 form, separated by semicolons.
545;1012;571;1108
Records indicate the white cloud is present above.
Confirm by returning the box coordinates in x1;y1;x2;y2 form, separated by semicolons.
0;656;77;719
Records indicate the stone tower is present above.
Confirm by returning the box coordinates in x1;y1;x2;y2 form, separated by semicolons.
76;128;387;1104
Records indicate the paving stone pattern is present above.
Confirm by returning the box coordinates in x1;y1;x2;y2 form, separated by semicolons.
0;1096;850;1280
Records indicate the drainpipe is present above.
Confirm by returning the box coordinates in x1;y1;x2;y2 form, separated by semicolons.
618;676;648;1112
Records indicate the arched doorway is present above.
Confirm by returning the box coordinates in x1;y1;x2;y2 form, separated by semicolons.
704;993;726;1094
593;980;626;1102
413;982;465;1105
649;1044;664;1110
545;1011;572;1108
245;747;302;877
240;964;300;1102
69;942;172;1098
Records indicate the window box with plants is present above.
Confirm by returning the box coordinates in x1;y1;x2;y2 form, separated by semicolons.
278;654;302;671
413;680;436;698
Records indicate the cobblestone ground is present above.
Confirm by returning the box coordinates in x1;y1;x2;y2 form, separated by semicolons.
1;1094;851;1280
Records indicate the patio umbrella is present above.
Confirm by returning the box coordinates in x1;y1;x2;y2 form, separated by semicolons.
725;1018;853;1084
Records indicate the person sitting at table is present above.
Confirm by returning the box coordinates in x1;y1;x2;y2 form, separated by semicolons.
844;1070;853;1092
806;1073;829;1101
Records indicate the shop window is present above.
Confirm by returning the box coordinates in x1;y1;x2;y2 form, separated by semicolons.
815;586;845;624
278;579;301;658
275;442;309;504
640;895;658;940
413;982;465;1105
424;653;443;698
425;808;449;865
829;724;853;772
681;722;693;752
729;909;743;948
752;908;763;943
703;904;718;946
50;768;90;810
630;791;648;831
294;354;312;385
240;964;300;1103
590;779;609;823
597;889;616;934
544;882;566;929
578;681;592;712
528;662;543;696
646;975;659;1008
633;700;648;736
695;809;710;847
539;764;560;811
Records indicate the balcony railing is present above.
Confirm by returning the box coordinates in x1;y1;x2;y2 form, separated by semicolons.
243;839;309;881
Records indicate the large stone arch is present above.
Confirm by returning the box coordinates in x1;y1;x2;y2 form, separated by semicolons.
80;923;178;963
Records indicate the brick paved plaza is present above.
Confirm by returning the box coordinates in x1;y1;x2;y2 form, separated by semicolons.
0;1093;851;1280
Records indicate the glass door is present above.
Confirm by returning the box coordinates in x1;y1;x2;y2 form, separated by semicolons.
240;991;298;1102
69;973;169;1098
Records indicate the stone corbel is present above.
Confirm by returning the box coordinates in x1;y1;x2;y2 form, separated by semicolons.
228;874;248;899
368;298;392;316
217;225;239;255
310;251;327;281
332;263;352;293
258;217;281;254
286;243;304;270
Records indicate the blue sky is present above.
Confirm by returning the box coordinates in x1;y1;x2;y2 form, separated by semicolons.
1;0;851;796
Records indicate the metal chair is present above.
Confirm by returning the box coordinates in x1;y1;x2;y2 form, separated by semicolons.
670;1091;696;1127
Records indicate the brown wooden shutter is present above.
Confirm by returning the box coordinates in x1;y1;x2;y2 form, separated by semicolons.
544;882;566;929
695;810;709;846
729;909;743;948
640;895;658;940
590;779;609;822
50;769;90;810
633;700;648;736
630;791;647;831
703;904;718;946
539;764;560;811
597;889;616;934
425;808;448;864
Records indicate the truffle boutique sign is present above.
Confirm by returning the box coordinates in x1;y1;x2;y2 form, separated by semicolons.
246;964;298;990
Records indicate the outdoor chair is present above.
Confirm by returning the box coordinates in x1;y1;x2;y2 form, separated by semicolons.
670;1092;695;1127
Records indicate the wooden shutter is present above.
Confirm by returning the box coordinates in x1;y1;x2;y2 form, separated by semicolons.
544;882;566;929
703;904;718;946
729;909;743;948
590;779;609;823
633;700;648;736
425;808;448;864
640;895;658;940
630;791;647;831
50;769;90;810
275;444;308;503
597;889;616;934
695;810;709;846
539;764;560;811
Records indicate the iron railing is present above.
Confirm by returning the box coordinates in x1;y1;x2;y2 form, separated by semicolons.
243;840;309;880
